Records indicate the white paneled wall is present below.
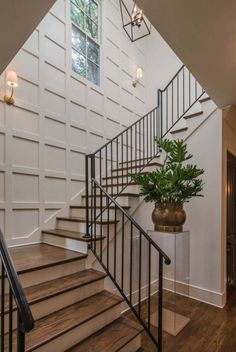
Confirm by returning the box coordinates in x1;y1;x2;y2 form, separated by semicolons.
0;0;180;245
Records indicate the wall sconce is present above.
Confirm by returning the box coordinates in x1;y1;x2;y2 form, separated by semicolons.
4;70;18;105
132;67;143;87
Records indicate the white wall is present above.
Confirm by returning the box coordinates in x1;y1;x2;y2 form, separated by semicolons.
134;108;225;307
0;0;180;245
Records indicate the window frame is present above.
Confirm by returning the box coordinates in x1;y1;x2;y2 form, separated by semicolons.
70;0;101;86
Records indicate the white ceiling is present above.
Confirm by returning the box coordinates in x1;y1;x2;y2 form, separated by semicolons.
136;0;236;108
0;0;55;75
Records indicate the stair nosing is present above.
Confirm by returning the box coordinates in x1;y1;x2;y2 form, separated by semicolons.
199;96;211;103
102;171;149;180
112;162;162;173
57;216;119;224
184;111;203;119
67;316;144;352
4;269;107;315
13;245;87;275
22;291;123;352
70;205;131;210
82;193;140;198
43;229;106;242
170;127;188;134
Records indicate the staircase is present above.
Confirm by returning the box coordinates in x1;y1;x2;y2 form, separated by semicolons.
1;65;217;351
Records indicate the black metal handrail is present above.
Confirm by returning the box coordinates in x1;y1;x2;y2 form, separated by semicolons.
158;65;205;137
85;64;205;351
90;179;170;350
0;229;34;351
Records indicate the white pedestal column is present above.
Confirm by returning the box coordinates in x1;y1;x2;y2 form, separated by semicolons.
148;230;190;336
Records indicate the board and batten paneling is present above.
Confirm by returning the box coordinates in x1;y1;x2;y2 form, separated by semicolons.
0;0;151;245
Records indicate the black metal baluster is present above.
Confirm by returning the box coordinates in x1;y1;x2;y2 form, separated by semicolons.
107;195;110;272
172;82;174;126
142;118;145;159
111;141;113;196
94;179;97;255
99;151;103;260
121;213;125;291
85;155;90;239
135;124;137;174
189;70;191;107
166;89;168;131
130;127;133;182
9;287;13;352
17;313;25;352
138;232;142;318
129;223;133;305
177;74;179;120
148;241;151;332
183;67;185;114
158;255;164;352
114;205;117;281
146;115;148;159
1;262;5;352
116;138;119;195
105;145;108;192
126;130;128;185
139;121;141;166
121;134;124;189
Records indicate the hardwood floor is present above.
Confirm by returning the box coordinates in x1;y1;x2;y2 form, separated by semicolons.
127;290;236;352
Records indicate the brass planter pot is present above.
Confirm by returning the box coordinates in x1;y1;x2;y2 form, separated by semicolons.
152;203;186;233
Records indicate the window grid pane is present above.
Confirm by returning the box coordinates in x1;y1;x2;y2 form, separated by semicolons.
71;0;100;86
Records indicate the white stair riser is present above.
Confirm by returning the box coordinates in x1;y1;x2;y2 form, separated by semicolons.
18;260;86;289
57;219;116;234
96;184;140;194
119;335;142;352
82;195;136;207
70;207;117;218
34;303;122;352
2;279;105;333
119;157;160;168
111;164;158;177
42;233;88;254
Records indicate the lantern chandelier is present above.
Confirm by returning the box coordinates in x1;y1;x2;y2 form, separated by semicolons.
119;1;151;42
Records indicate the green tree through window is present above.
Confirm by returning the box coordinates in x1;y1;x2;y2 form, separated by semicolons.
71;0;100;86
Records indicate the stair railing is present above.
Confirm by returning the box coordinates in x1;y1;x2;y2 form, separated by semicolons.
0;229;34;351
158;65;205;137
85;64;205;350
90;179;171;351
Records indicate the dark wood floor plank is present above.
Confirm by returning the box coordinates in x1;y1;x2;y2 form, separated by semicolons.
126;290;236;352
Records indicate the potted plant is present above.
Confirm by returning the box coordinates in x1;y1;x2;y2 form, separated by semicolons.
131;139;204;232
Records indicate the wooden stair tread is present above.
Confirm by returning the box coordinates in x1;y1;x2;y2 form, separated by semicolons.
9;243;87;274
112;162;162;172
101;181;137;187
67;316;143;352
102;171;149;181
170;127;188;134
4;269;106;312
199;96;211;103
57;216;119;225
82;193;140;198
43;229;105;241
184;111;203;119
119;155;159;165
6;291;123;352
70;205;131;210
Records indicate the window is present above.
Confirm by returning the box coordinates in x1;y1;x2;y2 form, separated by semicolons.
71;0;100;86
